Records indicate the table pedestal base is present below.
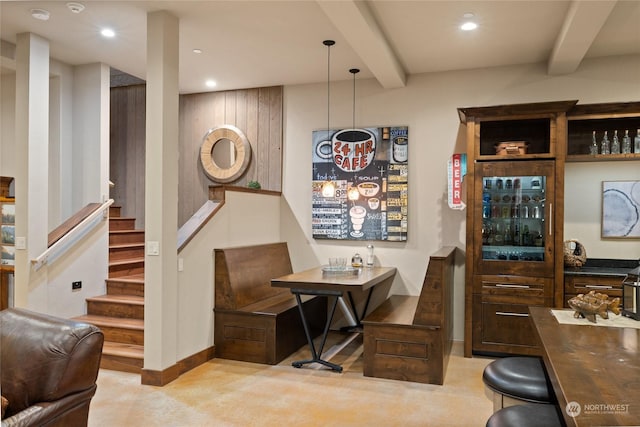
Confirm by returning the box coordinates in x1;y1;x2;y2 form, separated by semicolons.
291;289;343;372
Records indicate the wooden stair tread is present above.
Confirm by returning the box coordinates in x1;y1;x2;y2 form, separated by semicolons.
109;257;144;266
106;274;145;283
74;314;144;330
103;341;144;359
110;229;144;234
110;242;145;249
87;294;144;305
109;216;136;221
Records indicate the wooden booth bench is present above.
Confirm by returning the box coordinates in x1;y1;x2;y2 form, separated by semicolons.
214;242;327;365
362;246;456;385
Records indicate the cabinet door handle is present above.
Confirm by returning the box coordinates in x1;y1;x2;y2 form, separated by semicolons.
584;285;613;289
549;202;553;236
494;284;530;289
495;311;529;317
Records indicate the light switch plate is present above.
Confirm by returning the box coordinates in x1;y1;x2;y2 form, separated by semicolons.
147;241;159;256
15;237;26;250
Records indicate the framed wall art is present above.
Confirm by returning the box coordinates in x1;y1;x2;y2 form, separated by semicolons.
602;180;640;238
312;126;408;241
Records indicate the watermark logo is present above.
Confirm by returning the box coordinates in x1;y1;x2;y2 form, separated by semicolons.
566;401;581;418
566;401;630;418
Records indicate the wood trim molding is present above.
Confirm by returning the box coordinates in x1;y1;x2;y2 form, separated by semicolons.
141;346;216;386
208;185;281;201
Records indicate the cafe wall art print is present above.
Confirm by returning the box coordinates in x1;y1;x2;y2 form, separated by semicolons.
312;126;408;241
602;180;640;239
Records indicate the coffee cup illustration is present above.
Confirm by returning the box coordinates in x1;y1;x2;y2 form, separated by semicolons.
332;129;376;173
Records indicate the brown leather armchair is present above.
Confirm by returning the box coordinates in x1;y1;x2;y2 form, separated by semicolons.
1;308;104;427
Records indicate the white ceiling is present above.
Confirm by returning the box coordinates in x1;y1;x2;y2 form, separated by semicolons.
1;1;639;94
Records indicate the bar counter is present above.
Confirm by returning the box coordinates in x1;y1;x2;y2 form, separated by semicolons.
529;306;640;427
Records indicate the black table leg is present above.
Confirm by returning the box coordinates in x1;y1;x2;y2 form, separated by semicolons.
291;288;343;373
340;287;374;332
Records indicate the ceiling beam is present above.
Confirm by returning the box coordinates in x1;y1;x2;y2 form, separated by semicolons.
317;0;406;88
548;0;617;75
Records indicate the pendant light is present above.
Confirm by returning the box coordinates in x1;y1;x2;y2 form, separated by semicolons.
321;39;336;198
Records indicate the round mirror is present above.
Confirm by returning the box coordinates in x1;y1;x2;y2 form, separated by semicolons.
210;138;237;169
200;125;251;183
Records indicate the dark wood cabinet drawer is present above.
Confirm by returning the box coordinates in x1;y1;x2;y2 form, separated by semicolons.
474;275;552;304
472;295;541;355
563;274;623;307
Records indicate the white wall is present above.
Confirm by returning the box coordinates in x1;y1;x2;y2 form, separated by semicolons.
283;54;640;342
176;190;282;360
0;47;110;316
1;74;16;177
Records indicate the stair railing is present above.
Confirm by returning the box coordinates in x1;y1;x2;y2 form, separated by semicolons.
31;199;114;271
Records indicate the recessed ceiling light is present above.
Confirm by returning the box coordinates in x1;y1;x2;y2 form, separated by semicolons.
461;21;478;31
205;80;217;88
31;8;50;21
66;2;85;14
461;12;478;31
193;48;202;54
101;28;116;38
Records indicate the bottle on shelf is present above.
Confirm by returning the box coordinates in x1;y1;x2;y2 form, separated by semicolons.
522;225;531;246
622;130;632;154
635;129;640;154
503;225;513;246
600;130;610;155
589;130;598;155
611;130;620;154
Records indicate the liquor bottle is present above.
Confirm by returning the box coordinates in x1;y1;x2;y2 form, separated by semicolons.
589;130;598;155
622;130;632;154
503;225;512;246
611;130;620;154
522;225;531;246
635;129;640;154
600;131;610;155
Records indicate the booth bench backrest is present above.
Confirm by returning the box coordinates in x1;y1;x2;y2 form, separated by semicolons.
214;242;293;310
412;246;456;327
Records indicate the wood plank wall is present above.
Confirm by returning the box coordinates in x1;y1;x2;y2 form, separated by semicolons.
109;85;283;228
110;85;146;228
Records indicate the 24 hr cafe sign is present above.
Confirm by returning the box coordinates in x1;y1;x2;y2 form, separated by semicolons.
312;126;409;241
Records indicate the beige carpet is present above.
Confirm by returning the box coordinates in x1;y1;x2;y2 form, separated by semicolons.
90;333;494;427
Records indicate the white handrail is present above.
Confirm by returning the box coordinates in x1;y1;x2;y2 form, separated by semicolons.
31;199;114;271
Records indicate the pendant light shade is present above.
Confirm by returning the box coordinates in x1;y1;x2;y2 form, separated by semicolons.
321;40;336;198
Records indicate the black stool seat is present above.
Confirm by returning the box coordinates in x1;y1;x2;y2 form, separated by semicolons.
483;357;554;403
486;403;564;427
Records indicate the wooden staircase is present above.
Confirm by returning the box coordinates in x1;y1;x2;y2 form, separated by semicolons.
75;205;145;373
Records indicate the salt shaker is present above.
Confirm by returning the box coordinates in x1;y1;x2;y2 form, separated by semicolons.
366;244;374;267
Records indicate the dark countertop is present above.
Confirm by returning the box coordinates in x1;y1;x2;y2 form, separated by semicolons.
564;258;639;276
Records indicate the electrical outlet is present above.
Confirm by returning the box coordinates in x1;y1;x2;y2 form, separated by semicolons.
72;281;82;291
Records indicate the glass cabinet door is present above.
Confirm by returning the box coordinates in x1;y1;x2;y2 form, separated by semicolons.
475;160;555;277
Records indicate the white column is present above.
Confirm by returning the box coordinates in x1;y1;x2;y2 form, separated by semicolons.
144;11;179;371
14;33;49;308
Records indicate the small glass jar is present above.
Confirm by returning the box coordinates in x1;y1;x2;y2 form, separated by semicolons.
351;253;363;268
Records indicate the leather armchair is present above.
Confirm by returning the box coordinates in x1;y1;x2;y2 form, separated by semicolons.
1;308;104;427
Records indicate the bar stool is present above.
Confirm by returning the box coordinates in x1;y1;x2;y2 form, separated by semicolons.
483;357;555;412
486;403;564;427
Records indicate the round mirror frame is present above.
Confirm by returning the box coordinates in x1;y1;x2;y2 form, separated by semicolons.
200;125;251;183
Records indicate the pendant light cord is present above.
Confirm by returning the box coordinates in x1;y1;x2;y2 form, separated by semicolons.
324;40;335;141
349;68;360;129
